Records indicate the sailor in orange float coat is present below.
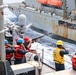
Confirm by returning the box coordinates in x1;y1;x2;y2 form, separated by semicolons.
5;39;15;65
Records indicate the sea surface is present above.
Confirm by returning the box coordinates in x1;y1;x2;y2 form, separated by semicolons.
3;0;76;69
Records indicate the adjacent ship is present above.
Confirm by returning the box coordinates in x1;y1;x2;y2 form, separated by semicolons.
8;0;76;41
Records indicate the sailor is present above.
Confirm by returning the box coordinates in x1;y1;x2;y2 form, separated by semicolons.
14;38;27;64
25;46;39;62
23;36;32;52
5;39;15;65
53;40;69;71
15;37;26;50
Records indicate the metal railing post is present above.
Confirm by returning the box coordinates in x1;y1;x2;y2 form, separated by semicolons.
0;0;5;61
42;49;44;65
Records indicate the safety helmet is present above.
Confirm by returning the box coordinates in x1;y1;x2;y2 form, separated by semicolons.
56;40;63;45
4;39;9;44
17;38;24;43
24;36;30;42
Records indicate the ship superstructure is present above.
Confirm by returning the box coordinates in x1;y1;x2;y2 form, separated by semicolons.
8;0;76;41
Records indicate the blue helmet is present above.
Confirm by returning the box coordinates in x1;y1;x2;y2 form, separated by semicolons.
17;38;24;43
5;39;9;44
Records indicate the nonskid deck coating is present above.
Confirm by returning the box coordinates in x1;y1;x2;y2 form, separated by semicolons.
42;69;76;75
41;64;55;74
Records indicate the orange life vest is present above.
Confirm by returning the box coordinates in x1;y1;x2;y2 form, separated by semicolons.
36;0;48;4
14;45;24;59
5;45;13;59
48;0;62;7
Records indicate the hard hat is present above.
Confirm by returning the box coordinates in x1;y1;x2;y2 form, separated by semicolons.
17;38;24;43
24;36;30;42
4;39;9;44
56;40;63;45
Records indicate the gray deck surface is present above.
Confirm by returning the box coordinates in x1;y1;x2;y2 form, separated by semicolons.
41;64;55;74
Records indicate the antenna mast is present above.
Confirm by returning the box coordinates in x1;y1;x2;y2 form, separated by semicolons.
63;0;68;19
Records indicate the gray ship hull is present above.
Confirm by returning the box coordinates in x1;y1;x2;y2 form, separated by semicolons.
8;3;76;41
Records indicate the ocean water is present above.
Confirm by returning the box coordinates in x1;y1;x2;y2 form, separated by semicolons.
3;0;76;69
3;0;23;22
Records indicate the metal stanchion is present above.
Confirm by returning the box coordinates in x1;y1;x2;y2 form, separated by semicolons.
38;53;42;75
42;49;44;65
0;0;15;75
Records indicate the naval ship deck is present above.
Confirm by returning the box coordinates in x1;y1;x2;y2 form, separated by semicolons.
11;61;76;75
41;64;55;74
42;69;76;75
11;61;55;75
